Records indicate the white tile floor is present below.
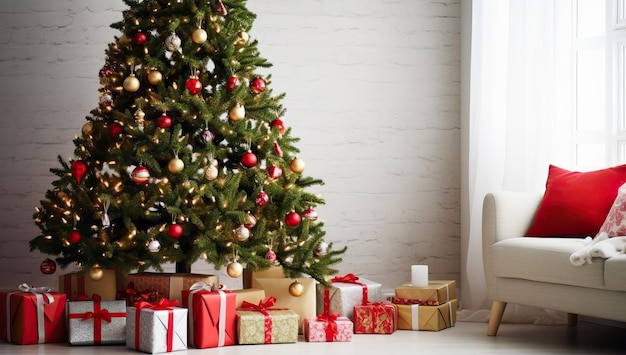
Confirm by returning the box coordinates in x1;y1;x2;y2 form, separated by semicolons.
0;320;624;355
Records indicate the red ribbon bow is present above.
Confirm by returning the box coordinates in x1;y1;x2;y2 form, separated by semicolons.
239;296;277;315
317;312;339;341
331;273;369;304
133;299;179;351
331;273;359;283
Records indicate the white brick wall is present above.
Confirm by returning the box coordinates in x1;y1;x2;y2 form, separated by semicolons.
0;0;461;296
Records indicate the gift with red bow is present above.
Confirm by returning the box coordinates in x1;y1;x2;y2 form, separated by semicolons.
353;301;398;334
67;293;126;345
236;296;299;344
123;272;219;304
59;270;117;301
316;273;382;321
0;283;67;345
126;298;188;353
181;281;236;349
304;288;353;342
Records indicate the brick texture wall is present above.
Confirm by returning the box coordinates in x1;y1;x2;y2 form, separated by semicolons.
0;0;461;297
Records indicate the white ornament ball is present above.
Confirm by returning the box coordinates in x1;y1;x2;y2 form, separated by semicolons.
205;164;218;180
234;225;250;241
147;239;161;252
314;241;328;256
165;33;182;52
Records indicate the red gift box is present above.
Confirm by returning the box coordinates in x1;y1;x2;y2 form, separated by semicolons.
353;302;397;334
181;281;236;348
0;284;67;344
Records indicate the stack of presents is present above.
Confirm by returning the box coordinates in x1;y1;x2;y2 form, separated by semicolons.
0;267;457;353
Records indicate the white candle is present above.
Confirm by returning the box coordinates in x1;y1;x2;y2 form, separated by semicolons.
411;265;429;287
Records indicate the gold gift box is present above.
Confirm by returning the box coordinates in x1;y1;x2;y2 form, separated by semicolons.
242;266;286;288
394;280;456;305
59;270;117;301
232;288;266;309
396;299;458;331
254;278;316;334
236;309;299;344
123;272;219;304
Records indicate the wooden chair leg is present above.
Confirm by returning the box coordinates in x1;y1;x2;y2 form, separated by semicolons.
487;301;507;336
567;313;578;326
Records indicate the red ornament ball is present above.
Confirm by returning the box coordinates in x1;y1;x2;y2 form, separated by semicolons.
245;212;257;228
186;76;202;95
241;151;257;168
271;118;285;133
267;165;282;179
133;32;147;45
69;230;82;244
131;165;150;184
157;114;172;129
256;191;269;206
40;258;57;275
167;223;183;239
303;208;319;221
285;211;301;227
226;76;240;92
71;160;88;184
266;250;277;263
250;77;266;94
99;65;114;78
108;122;123;137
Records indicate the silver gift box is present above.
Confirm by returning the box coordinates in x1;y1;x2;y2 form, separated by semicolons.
316;277;382;321
126;306;188;354
68;299;127;345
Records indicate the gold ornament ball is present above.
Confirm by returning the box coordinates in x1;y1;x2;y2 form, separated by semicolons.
191;28;208;44
229;103;245;121
81;122;93;136
289;157;306;173
147;70;162;85
235;31;249;46
288;280;304;297
227;261;243;278
168;158;185;173
88;266;104;281
123;74;140;92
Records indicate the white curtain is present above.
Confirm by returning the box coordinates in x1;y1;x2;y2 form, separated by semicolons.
460;0;572;322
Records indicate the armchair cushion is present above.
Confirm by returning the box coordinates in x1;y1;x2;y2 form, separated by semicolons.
525;164;626;237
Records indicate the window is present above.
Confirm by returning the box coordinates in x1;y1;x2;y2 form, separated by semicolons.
572;0;626;169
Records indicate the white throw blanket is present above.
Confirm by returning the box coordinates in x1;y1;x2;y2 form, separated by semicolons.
569;232;626;266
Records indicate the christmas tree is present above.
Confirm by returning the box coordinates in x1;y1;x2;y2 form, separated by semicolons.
30;0;345;284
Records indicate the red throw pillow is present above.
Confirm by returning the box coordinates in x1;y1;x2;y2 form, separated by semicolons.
525;164;626;237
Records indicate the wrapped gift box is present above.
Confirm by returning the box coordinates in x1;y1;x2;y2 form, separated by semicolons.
394;280;456;306
303;315;353;342
126;300;187;353
181;284;236;348
59;269;117;301
0;285;67;345
232;288;266;309
353;302;397;334
242;266;286;288
316;274;382;321
254;278;316;334
123;273;219;304
117;285;162;306
68;296;126;345
396;299;458;331
236;297;299;344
